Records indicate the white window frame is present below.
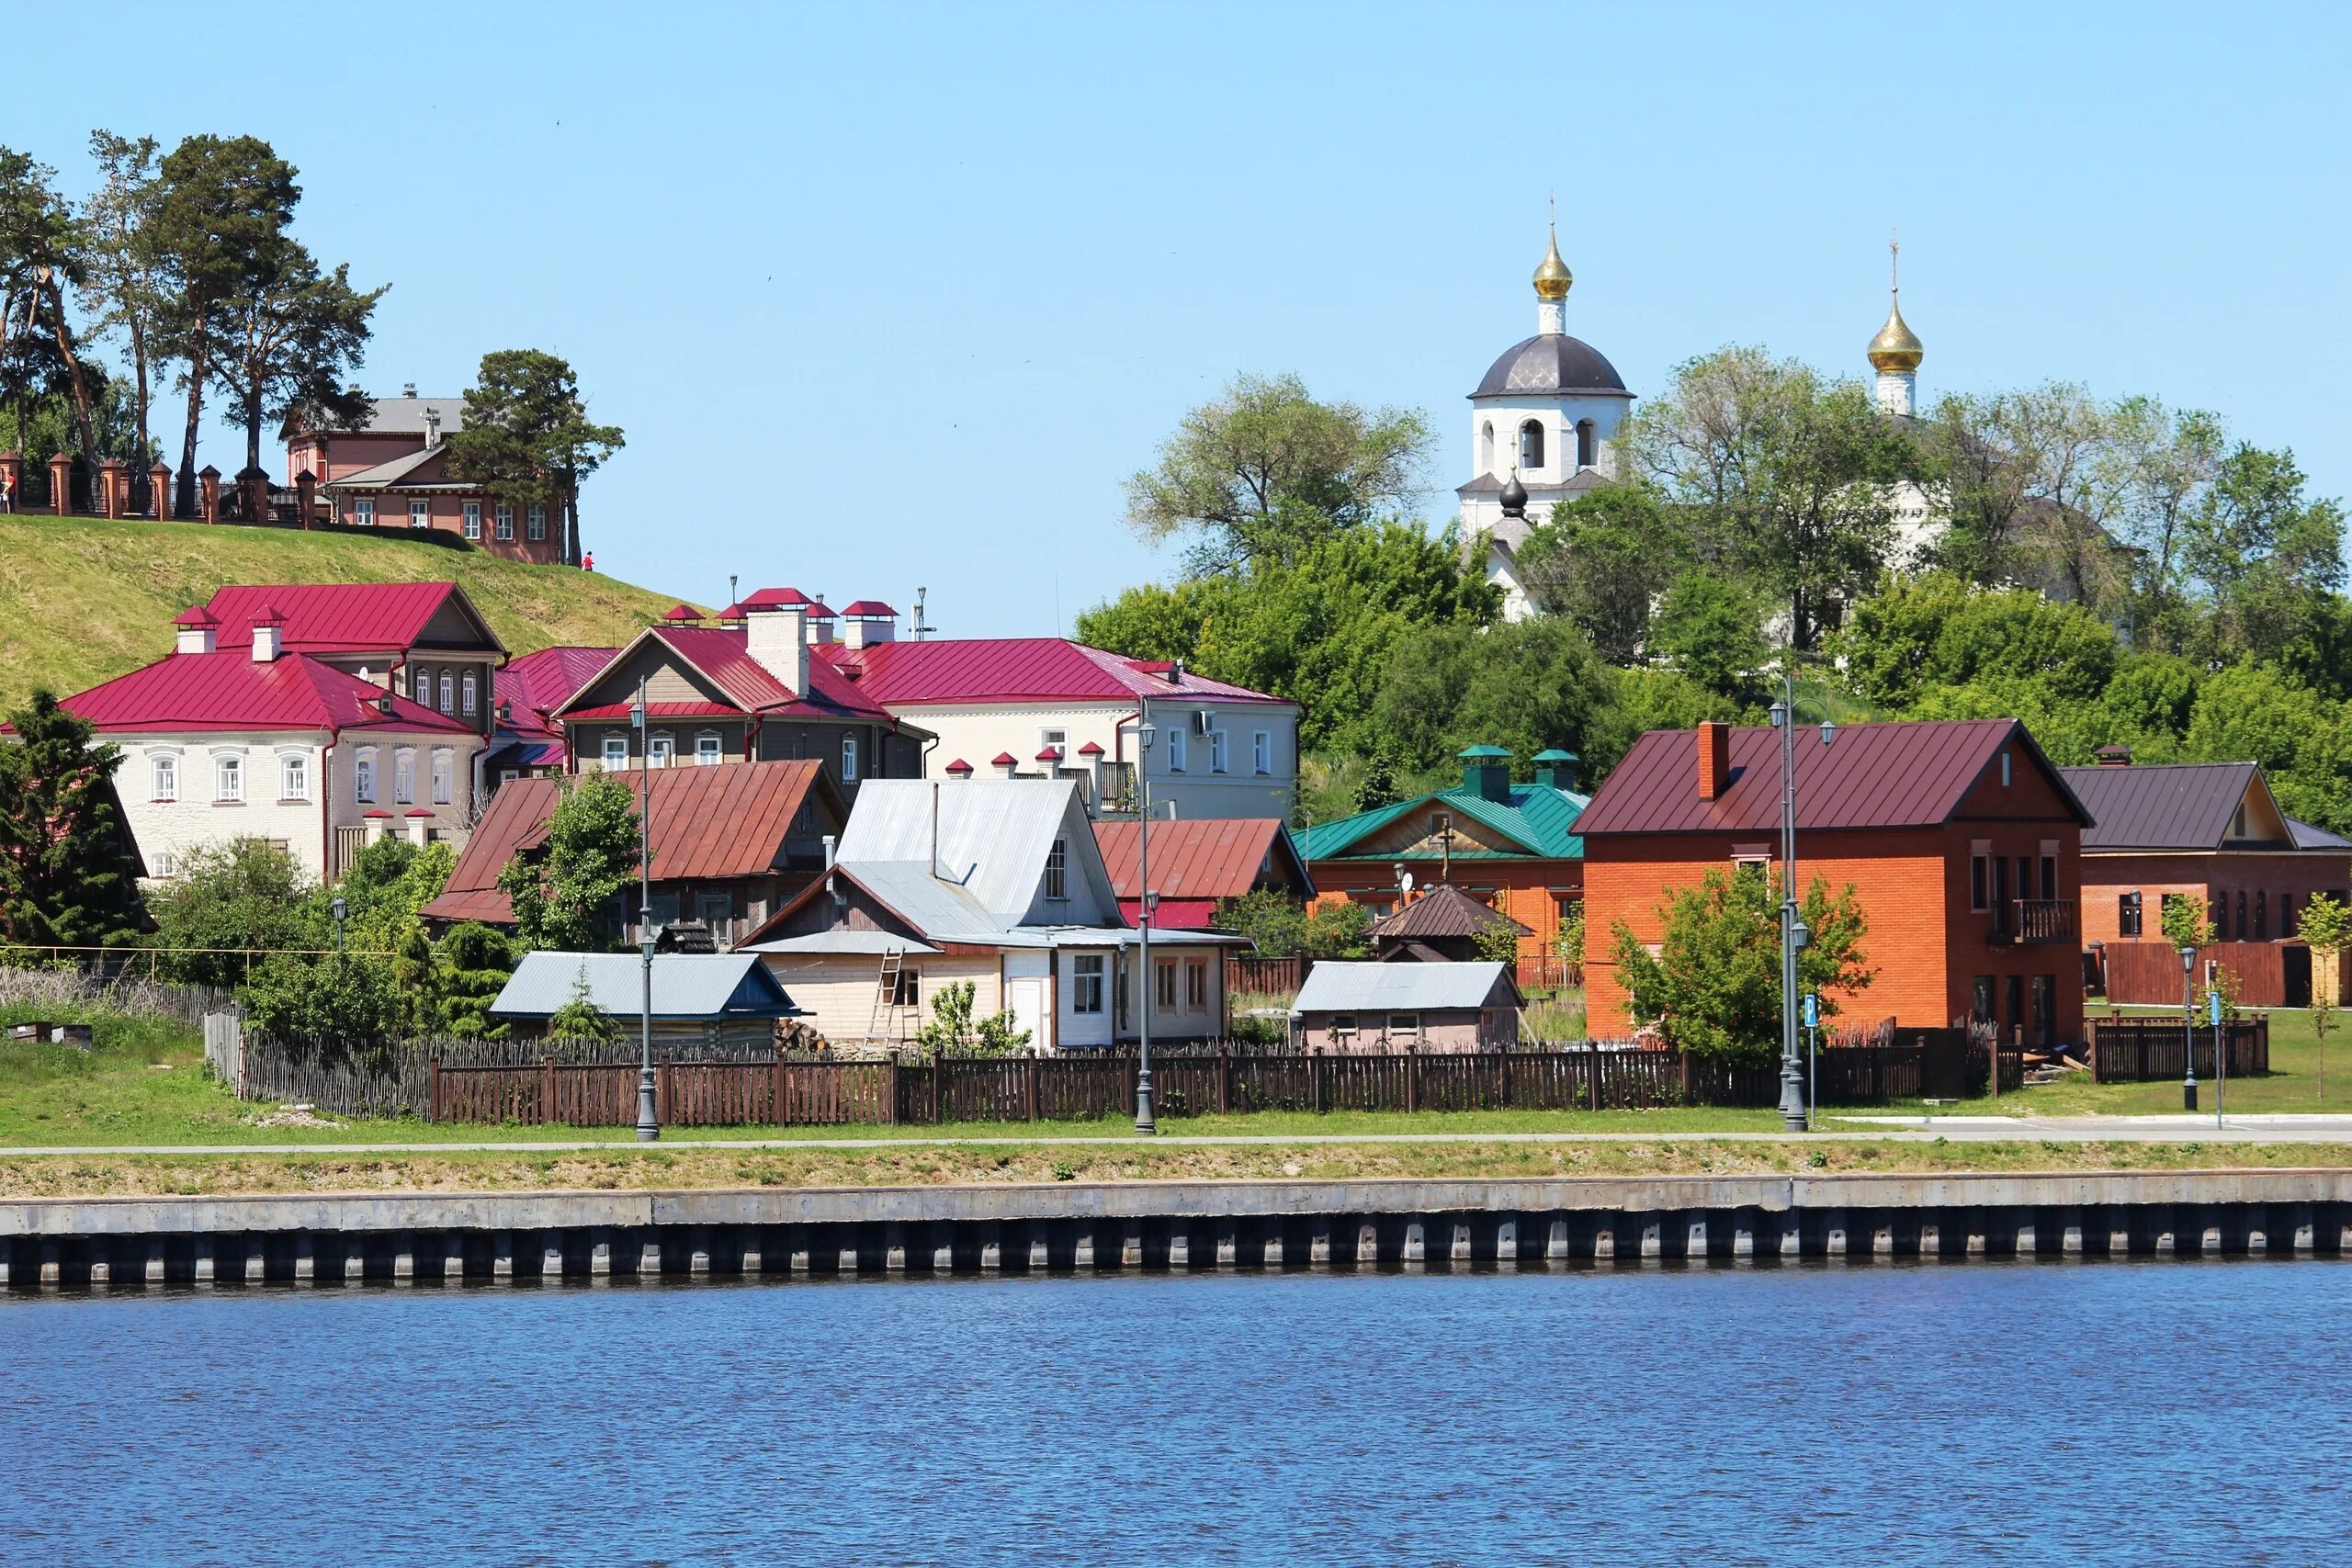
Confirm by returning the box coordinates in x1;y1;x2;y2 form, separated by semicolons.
393;749;415;806
461;671;478;716
462;501;481;540
1073;953;1105;1014
213;751;244;805
649;734;674;769
438;671;454;713
495;502;514;540
1040;727;1069;755
1044;838;1068;901
1209;729;1228;774
1388;1011;1421;1043
410;499;430;530
150;752;178;804
430;750;453;806
1253;730;1272;775
842;735;859;782
602;737;628;772
355;750;377;804
695;732;722;766
413;667;431;703
526;504;547;540
151;850;177;880
1168;728;1187;773
356;497;375;527
278;750;310;803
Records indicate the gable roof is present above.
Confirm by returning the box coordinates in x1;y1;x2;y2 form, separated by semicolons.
2058;761;2284;852
291;395;469;439
491;952;797;1021
1293;960;1520;1013
557;625;894;723
62;650;476;736
835;778;1115;922
325;445;447;489
2290;818;2352;852
1091;818;1311;900
496;646;617;738
1575;718;2092;836
819;637;1290;707
201;582;504;659
418;761;842;928
1302;780;1589;863
1367;885;1531;942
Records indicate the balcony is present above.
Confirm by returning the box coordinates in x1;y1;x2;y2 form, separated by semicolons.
1994;898;2077;946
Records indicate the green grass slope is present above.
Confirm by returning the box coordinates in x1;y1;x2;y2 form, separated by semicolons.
0;514;695;708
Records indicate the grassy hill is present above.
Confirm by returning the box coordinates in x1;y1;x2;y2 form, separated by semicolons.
0;515;695;709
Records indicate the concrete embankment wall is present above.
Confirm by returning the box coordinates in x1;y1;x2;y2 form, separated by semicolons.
6;1171;2352;1290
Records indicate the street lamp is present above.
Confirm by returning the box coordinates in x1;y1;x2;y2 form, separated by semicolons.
2181;945;2198;1112
1770;674;1834;1134
1134;722;1158;1135
330;897;347;958
633;678;660;1143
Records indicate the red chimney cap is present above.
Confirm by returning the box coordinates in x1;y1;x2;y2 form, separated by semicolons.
662;604;702;622
403;807;435;818
806;601;837;619
361;808;393;819
841;600;898;617
1035;746;1063;761
945;758;973;774
1076;740;1105;756
990;750;1019;765
251;604;287;626
174;605;219;627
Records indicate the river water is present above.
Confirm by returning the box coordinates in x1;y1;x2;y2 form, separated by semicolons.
3;1261;2344;1565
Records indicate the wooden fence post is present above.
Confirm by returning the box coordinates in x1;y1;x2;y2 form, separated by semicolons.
1586;1041;1600;1111
930;1053;942;1124
541;1056;554;1126
1024;1052;1039;1122
658;1058;671;1124
1312;1048;1326;1115
1405;1046;1419;1115
427;1055;440;1122
1216;1048;1231;1115
773;1055;787;1126
886;1051;901;1126
1497;1045;1511;1110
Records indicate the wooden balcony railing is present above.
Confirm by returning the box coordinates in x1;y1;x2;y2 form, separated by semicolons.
1999;898;2076;946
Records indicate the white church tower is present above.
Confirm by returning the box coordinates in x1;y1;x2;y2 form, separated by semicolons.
1458;221;1635;621
1868;240;1925;416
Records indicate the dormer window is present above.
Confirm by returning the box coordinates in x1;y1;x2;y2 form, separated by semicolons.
1044;838;1068;900
1519;419;1544;470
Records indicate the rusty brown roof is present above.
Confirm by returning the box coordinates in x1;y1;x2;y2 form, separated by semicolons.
1366;884;1531;942
420;777;560;926
1091;818;1311;900
1575;718;2091;836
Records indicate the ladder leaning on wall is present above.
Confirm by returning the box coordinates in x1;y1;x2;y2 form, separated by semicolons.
868;948;905;1043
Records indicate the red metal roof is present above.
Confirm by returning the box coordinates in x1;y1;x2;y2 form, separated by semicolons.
495;646;616;738
945;758;973;773
62;649;475;736
640;626;893;719
565;700;742;721
417;777;559;926
840;600;898;616
819;637;1290;706
990;750;1018;764
1575;718;2089;836
174;605;217;627
1117;896;1219;930
1035;746;1063;761
1077;740;1105;755
662;604;702;622
1092;818;1311;900
202;582;503;656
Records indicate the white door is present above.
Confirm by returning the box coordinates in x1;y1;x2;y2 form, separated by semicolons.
1007;978;1047;1052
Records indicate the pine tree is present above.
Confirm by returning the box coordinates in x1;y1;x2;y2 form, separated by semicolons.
0;690;142;950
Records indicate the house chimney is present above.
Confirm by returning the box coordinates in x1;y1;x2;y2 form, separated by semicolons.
805;604;835;645
1697;720;1730;801
741;603;809;694
945;758;974;781
402;382;418;398
1169;659;1184;686
1533;749;1579;793
1458;745;1512;803
2095;744;2132;768
250;605;287;664
841;601;898;649
423;407;442;448
174;607;219;656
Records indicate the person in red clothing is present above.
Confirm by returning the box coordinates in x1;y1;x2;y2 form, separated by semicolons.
581;552;594;571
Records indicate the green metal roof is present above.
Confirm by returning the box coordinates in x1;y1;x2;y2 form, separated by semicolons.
1456;744;1512;760
1301;780;1589;863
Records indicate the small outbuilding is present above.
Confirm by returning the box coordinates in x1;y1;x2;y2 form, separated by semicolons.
1289;960;1523;1053
491;952;800;1047
1364;884;1532;964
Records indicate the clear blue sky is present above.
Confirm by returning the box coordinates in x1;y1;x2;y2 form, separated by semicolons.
11;3;2348;634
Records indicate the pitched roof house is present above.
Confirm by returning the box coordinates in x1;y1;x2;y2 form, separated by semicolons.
744;779;1242;1052
1364;884;1532;964
1577;717;2093;1046
283;395;569;563
485;644;616;785
491;952;798;1047
419;759;847;949
1091;817;1313;929
1290;960;1523;1052
1303;747;1589;960
196;581;507;742
61;604;482;884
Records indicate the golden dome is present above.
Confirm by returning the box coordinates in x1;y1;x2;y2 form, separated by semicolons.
1868;294;1922;373
1532;225;1572;301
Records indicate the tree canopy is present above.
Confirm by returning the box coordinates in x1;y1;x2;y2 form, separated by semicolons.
0;690;142;950
444;348;624;566
497;773;639;952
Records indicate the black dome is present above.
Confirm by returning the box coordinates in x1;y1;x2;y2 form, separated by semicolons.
1472;333;1630;399
1498;471;1528;514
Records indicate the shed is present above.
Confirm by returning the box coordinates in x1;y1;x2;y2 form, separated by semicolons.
491;952;799;1046
1289;960;1521;1054
1363;884;1532;964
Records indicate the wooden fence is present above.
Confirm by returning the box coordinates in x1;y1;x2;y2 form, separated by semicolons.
2098;941;2332;1009
2086;1016;2270;1083
1227;955;1305;996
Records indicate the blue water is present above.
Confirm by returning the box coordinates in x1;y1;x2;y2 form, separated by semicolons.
2;1263;2345;1565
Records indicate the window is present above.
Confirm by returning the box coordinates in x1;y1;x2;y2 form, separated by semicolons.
1970;850;1989;912
1155;959;1178;1009
841;735;858;782
2233;806;2247;839
410;499;430;530
2004;976;2023;1036
2119;891;2143;937
1576;418;1597;468
1168;728;1187;773
355;751;376;804
1388;1011;1421;1043
151;754;178;803
527;504;547;540
602;737;628;771
214;753;243;804
1209;729;1228;773
498;769;517;785
2237;890;2249;940
430;750;453;806
649;735;673;769
356;498;375;527
393;750;414;805
461;671;478;716
695;733;722;766
1073;953;1104;1014
495;503;514;541
462;502;481;540
1044;838;1068;900
151;850;177;879
2000;752;2012;786
1041;728;1068;756
1734;852;1770;883
1329;1012;1358;1040
2031;975;2054;1047
438;671;454;713
413;667;431;703
2284;897;2299;939
2040;855;2056;900
279;753;309;801
1519;419;1544;470
2256;891;2267;940
1480;421;1494;472
888;964;920;1008
1185;958;1207;1010
1253;731;1271;775
1993;858;2010;933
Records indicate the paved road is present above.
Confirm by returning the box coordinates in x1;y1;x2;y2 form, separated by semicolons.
7;1114;2352;1158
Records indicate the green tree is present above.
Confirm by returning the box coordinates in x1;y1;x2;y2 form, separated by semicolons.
209;247;385;474
547;963;623;1042
914;979;1030;1057
2178;443;2346;667
1608;867;1873;1063
1833;572;2118;714
0;691;143;950
2300;892;2352;1102
1510;482;1689;661
0;145;98;464
1211;891;1372;961
2182;662;2352;833
240;950;402;1041
1123;372;1433;575
151;134;300;517
1471;916;1523;965
443;348;624;565
1649;570;1770;707
147;839;321;985
1921;384;2127;610
433;922;516;1038
77;131;172;483
1370;616;1615;784
2159;892;2216;952
496;773;639;952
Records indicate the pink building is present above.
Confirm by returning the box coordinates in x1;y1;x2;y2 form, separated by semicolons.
283;389;569;564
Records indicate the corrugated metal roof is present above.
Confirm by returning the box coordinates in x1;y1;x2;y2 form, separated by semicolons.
650;626;892;719
1301;781;1589;862
418;778;561;926
1575;719;2089;836
491;952;797;1020
836;779;1119;921
1092;818;1310;899
818;637;1290;706
496;646;616;738
1115;897;1219;929
753;932;944;956
2290;818;2352;852
1293;961;1517;1013
2058;762;2260;851
63;649;475;735
203;582;502;656
1366;885;1530;942
325;446;445;489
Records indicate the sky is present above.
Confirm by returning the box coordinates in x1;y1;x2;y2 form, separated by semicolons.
8;2;2349;636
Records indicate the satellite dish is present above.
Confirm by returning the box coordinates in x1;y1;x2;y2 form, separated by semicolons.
1399;870;1416;897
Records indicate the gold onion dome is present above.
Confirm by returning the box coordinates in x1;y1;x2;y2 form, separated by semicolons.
1532;226;1573;301
1868;293;1923;373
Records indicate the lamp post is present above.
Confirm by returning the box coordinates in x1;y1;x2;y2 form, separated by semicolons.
2180;945;2198;1112
1134;723;1158;1135
1770;672;1835;1134
633;678;660;1142
330;897;347;959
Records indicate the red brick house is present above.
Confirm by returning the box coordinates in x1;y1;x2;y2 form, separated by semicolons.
283;392;570;564
1577;718;2093;1048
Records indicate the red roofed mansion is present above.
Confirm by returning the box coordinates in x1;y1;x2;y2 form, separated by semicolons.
1577;718;2092;1049
57;604;483;884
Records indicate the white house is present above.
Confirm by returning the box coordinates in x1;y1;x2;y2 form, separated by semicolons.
60;604;483;885
743;778;1244;1052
